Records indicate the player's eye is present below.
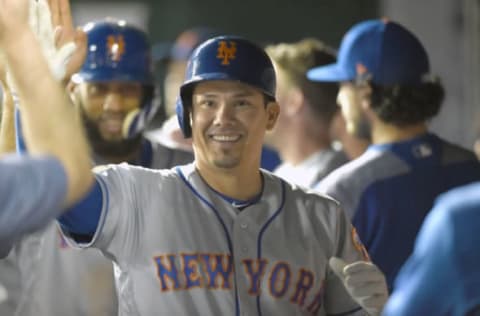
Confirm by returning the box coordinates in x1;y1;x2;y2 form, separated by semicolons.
89;84;108;96
199;99;216;107
234;99;251;107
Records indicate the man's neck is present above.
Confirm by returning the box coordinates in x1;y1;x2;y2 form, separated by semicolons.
278;127;331;166
195;162;263;201
371;121;428;144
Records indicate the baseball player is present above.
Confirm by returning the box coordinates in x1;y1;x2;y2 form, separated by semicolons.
57;35;389;315
383;181;480;315
264;39;349;188
0;0;92;255
308;19;480;291
2;12;195;316
148;27;282;172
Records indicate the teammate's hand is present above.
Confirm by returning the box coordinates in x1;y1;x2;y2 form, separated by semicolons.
0;0;30;43
29;0;84;82
49;0;87;81
329;257;388;316
0;53;7;88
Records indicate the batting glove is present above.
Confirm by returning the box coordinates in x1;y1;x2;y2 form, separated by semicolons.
29;0;76;81
329;257;388;316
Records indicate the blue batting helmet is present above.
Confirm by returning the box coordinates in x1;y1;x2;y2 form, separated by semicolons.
71;19;158;139
176;35;276;138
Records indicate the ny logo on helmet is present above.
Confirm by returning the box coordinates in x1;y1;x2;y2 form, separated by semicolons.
216;41;237;65
107;35;126;62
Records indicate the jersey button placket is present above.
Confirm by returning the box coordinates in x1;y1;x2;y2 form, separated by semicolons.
232;215;257;314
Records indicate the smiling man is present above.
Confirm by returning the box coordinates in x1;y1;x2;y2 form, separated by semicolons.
58;35;388;315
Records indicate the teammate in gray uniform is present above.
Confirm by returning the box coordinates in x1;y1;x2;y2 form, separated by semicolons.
0;11;193;316
58;35;389;315
264;39;348;188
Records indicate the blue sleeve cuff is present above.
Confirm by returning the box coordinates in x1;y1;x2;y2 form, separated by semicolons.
15;106;27;154
58;178;103;236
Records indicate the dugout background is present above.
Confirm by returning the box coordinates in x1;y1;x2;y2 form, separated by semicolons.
2;0;479;152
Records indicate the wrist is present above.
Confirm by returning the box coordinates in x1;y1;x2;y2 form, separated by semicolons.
1;27;34;57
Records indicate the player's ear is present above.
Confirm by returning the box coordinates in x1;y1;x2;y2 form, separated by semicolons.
359;83;372;111
265;101;280;131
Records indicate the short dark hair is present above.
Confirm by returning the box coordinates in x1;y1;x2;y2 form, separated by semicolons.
368;81;444;126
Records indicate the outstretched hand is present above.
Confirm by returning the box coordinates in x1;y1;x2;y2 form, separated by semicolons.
0;0;30;43
48;0;87;81
31;0;86;81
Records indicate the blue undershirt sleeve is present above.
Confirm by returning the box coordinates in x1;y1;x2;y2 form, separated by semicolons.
58;178;103;237
15;106;27;154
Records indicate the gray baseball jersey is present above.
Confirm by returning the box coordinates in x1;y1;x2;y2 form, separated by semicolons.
62;162;368;316
274;148;348;188
0;139;194;316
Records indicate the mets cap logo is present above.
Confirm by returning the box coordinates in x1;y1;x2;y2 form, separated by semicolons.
356;62;368;76
107;35;126;62
355;62;372;82
217;40;237;65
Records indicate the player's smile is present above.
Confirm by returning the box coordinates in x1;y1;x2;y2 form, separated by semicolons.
208;131;244;148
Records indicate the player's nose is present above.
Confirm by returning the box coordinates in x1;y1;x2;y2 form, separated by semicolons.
213;102;235;125
103;92;124;112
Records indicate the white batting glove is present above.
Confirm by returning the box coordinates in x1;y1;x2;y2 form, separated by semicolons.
5;0;75;92
29;0;76;80
329;257;388;316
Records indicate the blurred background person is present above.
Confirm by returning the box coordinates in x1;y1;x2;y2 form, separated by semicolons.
147;26;218;151
329;111;370;160
384;181;480;316
309;19;480;291
265;38;349;187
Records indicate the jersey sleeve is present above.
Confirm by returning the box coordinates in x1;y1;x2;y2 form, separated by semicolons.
60;164;160;262
0;155;67;257
321;199;369;315
383;203;454;316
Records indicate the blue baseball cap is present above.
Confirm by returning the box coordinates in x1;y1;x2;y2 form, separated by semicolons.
307;19;430;85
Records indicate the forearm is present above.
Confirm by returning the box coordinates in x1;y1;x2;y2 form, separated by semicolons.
2;27;93;206
0;87;15;153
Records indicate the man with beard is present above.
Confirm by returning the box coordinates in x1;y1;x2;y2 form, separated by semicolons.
309;19;480;292
1;17;193;316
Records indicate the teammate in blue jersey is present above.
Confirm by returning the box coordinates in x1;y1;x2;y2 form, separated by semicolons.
384;181;480;315
0;0;92;256
56;33;391;315
308;19;480;291
1;11;194;316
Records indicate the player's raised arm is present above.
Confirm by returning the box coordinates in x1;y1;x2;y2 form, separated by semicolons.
0;0;93;206
0;56;15;154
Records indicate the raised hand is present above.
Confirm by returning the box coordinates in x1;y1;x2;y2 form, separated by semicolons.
0;0;30;43
48;0;87;81
30;0;86;81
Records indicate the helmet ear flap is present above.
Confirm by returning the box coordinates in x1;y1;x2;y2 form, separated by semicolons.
176;97;192;138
